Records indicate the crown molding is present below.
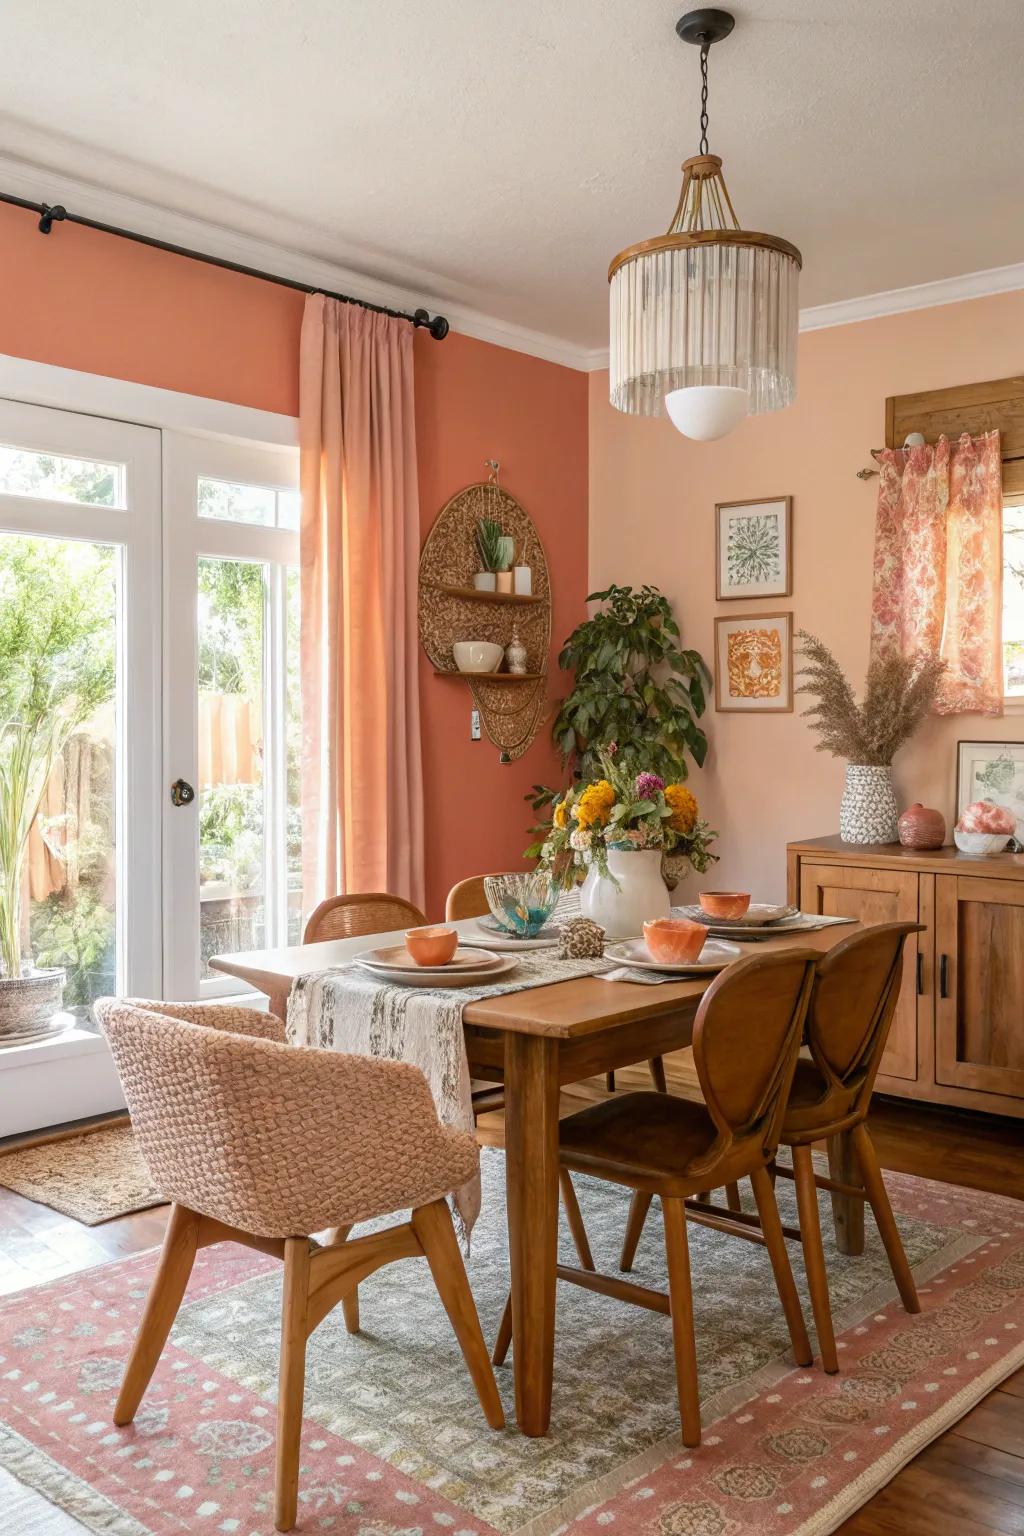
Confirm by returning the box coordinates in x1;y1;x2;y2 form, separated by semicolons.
0;151;594;373
5;152;1024;377
582;261;1024;372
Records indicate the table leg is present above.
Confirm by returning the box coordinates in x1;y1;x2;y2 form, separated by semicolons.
827;1130;865;1256
504;1033;560;1436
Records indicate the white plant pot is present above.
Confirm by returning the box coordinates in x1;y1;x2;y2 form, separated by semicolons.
839;764;899;844
472;571;497;592
579;847;671;940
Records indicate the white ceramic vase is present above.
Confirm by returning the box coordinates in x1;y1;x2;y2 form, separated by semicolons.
839;763;899;844
579;847;671;940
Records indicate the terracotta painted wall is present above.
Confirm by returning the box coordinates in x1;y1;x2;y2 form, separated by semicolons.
0;201;589;919
589;289;1024;902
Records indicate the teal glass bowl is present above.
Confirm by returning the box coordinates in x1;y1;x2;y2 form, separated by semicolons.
483;872;559;937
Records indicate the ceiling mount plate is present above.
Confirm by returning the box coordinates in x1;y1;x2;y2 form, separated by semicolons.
675;9;735;46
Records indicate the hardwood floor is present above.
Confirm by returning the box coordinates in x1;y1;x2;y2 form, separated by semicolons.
1;1054;1021;1533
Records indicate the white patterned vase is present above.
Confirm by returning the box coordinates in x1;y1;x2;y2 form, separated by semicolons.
579;847;671;940
839;764;899;845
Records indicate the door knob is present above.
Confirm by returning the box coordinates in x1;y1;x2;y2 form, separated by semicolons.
170;778;196;807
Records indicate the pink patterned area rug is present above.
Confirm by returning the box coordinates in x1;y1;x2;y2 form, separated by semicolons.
0;1152;1022;1536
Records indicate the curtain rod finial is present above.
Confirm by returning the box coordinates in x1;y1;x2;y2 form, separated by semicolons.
38;203;66;235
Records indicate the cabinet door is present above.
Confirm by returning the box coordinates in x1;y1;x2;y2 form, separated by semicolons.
799;862;920;1081
935;875;1024;1100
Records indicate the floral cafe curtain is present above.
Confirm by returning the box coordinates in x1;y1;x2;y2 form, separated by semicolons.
870;430;1003;715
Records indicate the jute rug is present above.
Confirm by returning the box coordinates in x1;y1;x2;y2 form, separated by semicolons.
0;1149;1021;1536
0;1122;162;1224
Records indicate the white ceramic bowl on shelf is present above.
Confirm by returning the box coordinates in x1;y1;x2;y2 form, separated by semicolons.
953;828;1012;856
453;640;503;674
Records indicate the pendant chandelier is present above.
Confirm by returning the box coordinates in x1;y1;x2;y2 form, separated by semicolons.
608;8;801;441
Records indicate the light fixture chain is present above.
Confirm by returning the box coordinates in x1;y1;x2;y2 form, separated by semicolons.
699;42;710;154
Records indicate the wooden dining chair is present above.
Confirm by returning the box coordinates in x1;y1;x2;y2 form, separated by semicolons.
494;948;818;1445
95;998;503;1533
303;892;427;944
619;921;925;1376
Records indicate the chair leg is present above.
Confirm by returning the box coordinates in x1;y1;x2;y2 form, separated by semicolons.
323;1224;360;1333
492;1292;513;1366
275;1237;311;1533
559;1169;595;1271
749;1166;813;1368
791;1145;839;1374
725;1183;742;1212
605;1070;616;1092
648;1056;668;1093
411;1200;505;1429
662;1196;701;1447
851;1123;920;1315
620;1190;654;1271
114;1204;200;1426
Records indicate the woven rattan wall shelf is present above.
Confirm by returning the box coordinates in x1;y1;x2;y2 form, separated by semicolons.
419;479;551;762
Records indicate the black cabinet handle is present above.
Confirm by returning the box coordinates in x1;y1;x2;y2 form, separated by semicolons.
939;953;950;998
916;952;924;995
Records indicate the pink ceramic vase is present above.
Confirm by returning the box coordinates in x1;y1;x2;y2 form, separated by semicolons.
897;803;946;850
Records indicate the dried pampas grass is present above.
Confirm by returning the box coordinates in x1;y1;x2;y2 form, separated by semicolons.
796;631;946;766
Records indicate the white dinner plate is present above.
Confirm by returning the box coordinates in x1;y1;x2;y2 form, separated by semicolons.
676;902;799;927
607;937;742;974
355;944;504;975
353;949;519;988
469;918;561;949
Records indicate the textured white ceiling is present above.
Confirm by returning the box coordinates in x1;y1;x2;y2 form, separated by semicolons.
1;0;1022;350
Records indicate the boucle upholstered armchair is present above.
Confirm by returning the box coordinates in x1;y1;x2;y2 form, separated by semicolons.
95;997;503;1532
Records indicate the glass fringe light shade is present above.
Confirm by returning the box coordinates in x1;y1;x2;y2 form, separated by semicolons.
609;153;801;427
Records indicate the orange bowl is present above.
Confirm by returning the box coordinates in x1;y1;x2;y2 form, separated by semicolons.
643;918;707;965
699;891;751;920
404;925;459;966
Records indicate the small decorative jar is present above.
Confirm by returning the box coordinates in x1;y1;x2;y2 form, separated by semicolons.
505;626;528;675
495;570;514;594
898;803;946;850
513;565;532;596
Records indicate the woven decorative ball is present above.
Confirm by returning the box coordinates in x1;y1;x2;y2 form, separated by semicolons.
559;916;605;959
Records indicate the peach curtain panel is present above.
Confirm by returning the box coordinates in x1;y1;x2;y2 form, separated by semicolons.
870;430;1003;715
299;296;425;912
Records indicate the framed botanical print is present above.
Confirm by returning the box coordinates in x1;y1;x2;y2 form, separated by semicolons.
715;496;792;600
714;612;794;713
956;740;1024;844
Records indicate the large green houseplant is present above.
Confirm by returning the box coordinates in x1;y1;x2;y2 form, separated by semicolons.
0;540;114;1031
527;583;711;859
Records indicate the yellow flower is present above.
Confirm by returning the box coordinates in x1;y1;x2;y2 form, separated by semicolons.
576;779;616;829
553;799;568;829
665;783;698;835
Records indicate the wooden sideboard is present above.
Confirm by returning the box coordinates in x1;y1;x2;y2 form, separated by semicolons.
788;835;1024;1119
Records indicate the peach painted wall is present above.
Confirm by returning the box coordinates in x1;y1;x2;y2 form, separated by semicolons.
589;289;1024;902
0;201;589;919
415;331;588;917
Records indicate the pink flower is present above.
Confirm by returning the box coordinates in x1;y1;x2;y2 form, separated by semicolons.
634;772;665;799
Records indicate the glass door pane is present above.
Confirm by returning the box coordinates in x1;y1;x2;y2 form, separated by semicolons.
198;557;267;976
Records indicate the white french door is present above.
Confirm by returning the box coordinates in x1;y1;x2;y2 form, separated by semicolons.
0;398;162;1005
162;432;301;999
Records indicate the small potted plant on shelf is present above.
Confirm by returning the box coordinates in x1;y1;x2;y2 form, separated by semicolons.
0;540;114;1045
474;517;504;592
796;630;946;844
538;748;717;939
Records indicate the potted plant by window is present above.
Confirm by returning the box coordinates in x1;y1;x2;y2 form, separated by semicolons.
796;631;946;844
0;540;114;1045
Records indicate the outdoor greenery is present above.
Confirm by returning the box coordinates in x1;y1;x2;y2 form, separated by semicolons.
0;537;115;978
32;889;115;1007
796;629;946;765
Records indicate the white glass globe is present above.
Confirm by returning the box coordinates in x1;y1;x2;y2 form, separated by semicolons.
664;385;748;441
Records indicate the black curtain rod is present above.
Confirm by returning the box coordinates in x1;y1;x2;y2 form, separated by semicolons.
0;191;450;340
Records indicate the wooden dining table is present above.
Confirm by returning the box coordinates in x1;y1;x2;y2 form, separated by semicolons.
210;917;864;1437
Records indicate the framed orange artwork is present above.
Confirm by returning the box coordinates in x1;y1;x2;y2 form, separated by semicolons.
714;612;793;713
